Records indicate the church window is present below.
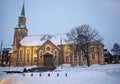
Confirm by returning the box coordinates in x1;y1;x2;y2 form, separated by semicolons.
100;53;102;59
34;48;37;55
26;49;30;62
40;51;43;59
18;28;20;31
99;49;102;59
54;51;57;56
46;47;50;51
19;49;23;62
74;55;77;62
40;56;42;58
55;51;57;54
92;53;95;60
66;56;69;62
54;51;57;61
82;56;86;61
4;53;6;56
34;57;37;63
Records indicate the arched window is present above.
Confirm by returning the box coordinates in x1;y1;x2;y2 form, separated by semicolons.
34;57;37;63
82;56;86;61
66;56;69;62
74;55;77;62
39;51;43;59
19;49;23;62
26;49;30;62
54;51;57;61
34;48;37;55
92;53;95;60
91;47;95;60
54;51;57;56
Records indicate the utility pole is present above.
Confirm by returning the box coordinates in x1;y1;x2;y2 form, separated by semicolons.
60;37;63;69
0;41;3;60
98;46;100;64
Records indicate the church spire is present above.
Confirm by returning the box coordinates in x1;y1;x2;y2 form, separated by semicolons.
18;2;26;26
21;2;25;16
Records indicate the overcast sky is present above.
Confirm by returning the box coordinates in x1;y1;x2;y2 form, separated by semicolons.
0;0;120;50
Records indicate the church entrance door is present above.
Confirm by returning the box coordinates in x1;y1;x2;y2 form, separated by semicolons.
43;52;53;66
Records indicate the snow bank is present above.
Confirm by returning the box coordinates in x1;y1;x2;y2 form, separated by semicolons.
0;75;27;84
0;66;37;72
0;71;119;84
0;64;120;84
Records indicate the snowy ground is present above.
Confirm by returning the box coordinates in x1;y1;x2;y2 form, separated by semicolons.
0;64;120;84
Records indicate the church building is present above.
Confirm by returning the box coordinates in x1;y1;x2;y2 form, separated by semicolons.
10;3;105;66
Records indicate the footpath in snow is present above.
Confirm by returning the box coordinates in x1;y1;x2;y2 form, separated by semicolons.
0;64;120;84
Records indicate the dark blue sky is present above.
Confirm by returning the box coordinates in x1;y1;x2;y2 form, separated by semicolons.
0;0;120;50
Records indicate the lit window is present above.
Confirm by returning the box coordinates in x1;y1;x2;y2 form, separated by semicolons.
34;57;37;63
19;50;23;62
26;49;30;62
74;56;77;62
54;51;57;57
92;53;95;60
34;48;37;55
83;56;86;61
66;56;69;62
40;52;42;59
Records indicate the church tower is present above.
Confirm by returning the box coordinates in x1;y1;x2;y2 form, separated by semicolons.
13;3;28;51
11;3;28;66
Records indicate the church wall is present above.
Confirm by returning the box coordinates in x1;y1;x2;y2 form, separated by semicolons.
15;43;105;66
10;52;17;66
37;40;60;66
17;46;40;66
38;49;44;66
62;43;105;65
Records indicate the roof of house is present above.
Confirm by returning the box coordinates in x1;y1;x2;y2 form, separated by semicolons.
9;49;13;53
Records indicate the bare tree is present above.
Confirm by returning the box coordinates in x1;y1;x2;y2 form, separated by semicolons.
66;24;103;67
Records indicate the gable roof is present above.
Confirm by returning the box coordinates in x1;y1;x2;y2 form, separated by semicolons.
20;34;67;46
37;39;60;52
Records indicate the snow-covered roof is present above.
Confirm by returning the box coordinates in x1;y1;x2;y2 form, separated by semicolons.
20;34;67;46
